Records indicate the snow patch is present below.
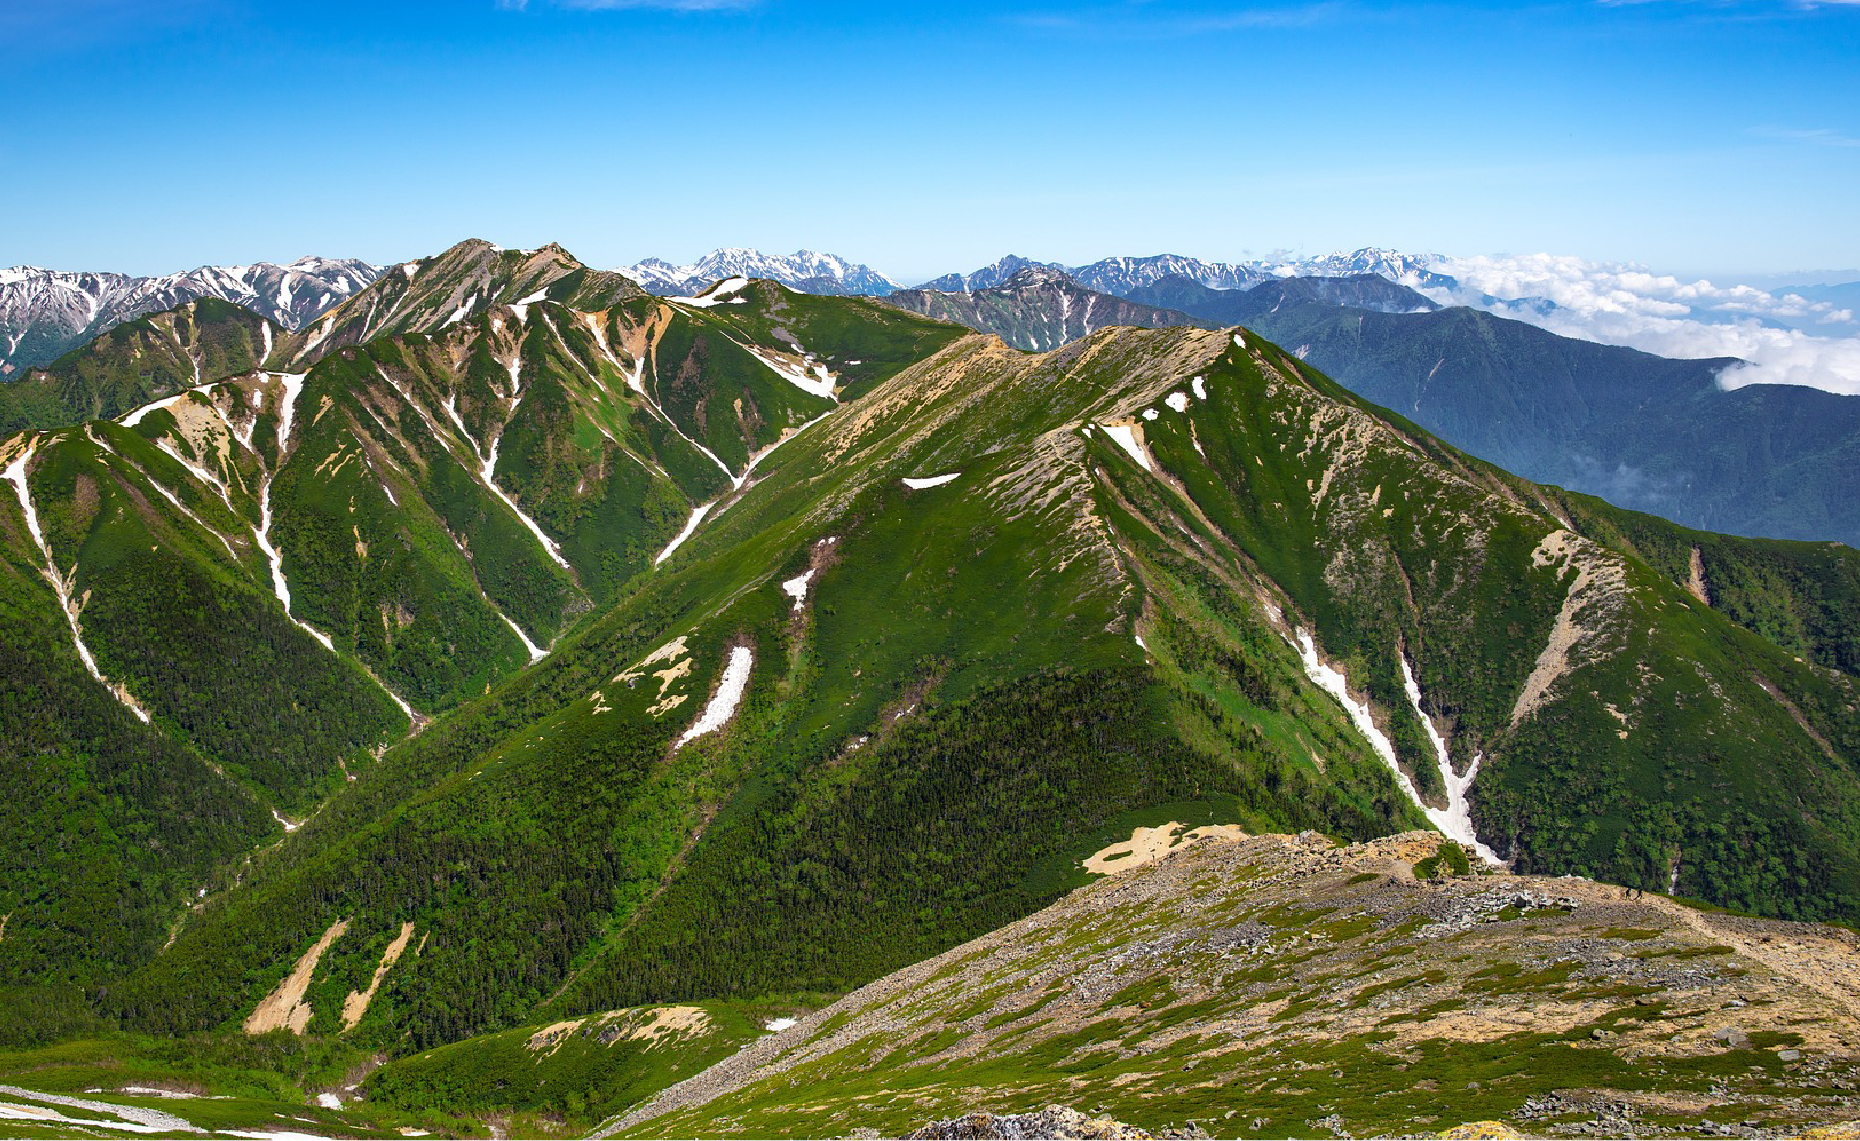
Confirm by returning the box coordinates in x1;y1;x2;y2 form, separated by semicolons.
1101;425;1152;471
4;441;151;722
676;645;753;748
655;501;715;565
442;295;476;327
901;472;961;489
1141;408;1159;421
746;345;838;401
1191;375;1208;400
0;1085;203;1134
1296;630;1397;768
781;568;814;611
1165;391;1189;413
480;431;571;569
122;394;183;429
668;276;751;308
498;611;547;662
1296;630;1500;863
762;1017;797;1032
251;374;337;653
1400;657;1501;864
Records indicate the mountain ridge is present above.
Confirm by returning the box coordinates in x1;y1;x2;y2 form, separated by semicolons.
0;256;378;378
882;267;1211;350
4;243;1860;1127
623;248;900;297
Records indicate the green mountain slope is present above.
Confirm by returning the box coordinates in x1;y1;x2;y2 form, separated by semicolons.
0;254;971;1018
1137;274;1860;549
91;321;1860;1071
0;297;282;435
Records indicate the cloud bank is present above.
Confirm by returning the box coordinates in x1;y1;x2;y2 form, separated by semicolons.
1411;253;1860;395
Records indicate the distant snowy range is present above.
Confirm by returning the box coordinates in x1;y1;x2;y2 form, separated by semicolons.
3;244;1855;393
617;247;1860;395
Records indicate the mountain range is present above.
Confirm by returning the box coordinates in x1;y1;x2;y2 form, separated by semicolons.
621;249;901;297
882;265;1207;350
4;239;1860;1137
0;256;378;378
877;266;1860;551
906;248;1449;296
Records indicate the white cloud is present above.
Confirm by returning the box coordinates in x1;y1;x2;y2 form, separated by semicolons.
1411;253;1860;395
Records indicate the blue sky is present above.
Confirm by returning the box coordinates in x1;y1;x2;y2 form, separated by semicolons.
2;0;1856;280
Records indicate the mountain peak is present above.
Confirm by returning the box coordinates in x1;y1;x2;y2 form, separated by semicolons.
622;248;899;297
280;238;637;367
1001;264;1078;289
0;255;380;375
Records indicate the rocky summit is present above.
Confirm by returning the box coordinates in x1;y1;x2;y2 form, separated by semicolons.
614;830;1860;1140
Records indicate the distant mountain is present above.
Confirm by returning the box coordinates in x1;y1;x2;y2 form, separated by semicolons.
1268;246;1452;289
0;297;282;435
1145;275;1860;548
1068;254;1267;294
908;255;1066;294
623;249;900;296
1129;272;1439;319
914;248;1455;297
1776;281;1860;336
0;256;377;377
1789;280;1860;309
882;266;1208;350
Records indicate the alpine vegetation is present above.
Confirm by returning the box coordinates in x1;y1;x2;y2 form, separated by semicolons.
3;238;1860;1140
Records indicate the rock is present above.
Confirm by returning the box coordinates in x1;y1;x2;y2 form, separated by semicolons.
1438;1123;1522;1139
1714;1027;1752;1049
1782;1049;1804;1061
904;1105;1208;1140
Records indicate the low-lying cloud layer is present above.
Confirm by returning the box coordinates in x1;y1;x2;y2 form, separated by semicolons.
1410;253;1860;395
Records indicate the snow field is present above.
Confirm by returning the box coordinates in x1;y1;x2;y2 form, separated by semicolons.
1101;425;1152;471
1294;627;1500;864
677;645;753;748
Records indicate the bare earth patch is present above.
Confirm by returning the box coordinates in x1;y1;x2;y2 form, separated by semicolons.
341;921;416;1031
243;918;349;1035
1081;822;1248;875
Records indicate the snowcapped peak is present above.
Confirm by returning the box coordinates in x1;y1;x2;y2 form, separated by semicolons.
0;255;382;375
622;248;900;297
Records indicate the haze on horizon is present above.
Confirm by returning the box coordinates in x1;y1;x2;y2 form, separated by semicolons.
1;0;1856;283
